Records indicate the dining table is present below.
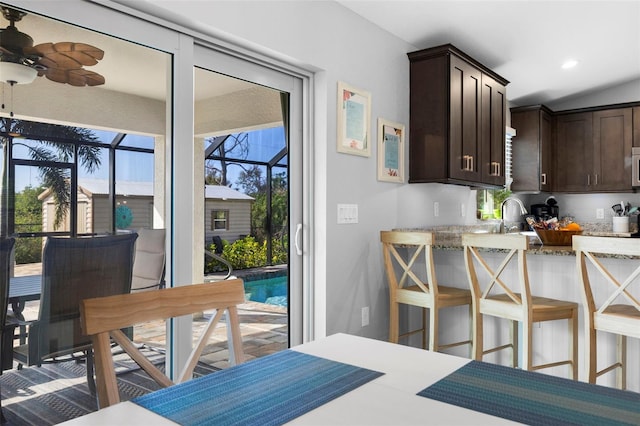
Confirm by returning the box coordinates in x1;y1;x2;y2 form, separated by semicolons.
59;333;640;426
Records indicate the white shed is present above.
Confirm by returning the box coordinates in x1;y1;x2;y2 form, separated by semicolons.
39;180;254;243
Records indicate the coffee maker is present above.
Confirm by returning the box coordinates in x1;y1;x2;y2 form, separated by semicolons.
530;196;559;221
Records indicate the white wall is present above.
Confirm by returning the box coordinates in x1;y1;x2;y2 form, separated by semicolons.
549;78;640;111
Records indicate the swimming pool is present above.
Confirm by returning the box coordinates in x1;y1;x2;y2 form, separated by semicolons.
243;275;288;307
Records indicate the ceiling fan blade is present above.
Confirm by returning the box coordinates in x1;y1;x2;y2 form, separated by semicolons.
25;42;104;68
43;67;105;87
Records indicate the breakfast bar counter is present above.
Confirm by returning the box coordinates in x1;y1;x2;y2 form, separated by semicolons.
398;225;639;258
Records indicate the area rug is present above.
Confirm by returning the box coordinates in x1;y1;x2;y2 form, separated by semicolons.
0;349;219;426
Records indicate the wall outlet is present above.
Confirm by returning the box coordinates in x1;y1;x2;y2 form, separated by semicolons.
361;306;369;327
434;202;439;217
596;208;604;219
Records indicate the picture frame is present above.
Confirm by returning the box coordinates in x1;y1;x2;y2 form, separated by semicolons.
337;81;371;157
377;118;404;183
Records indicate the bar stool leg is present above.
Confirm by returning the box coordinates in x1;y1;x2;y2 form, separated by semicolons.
617;334;627;390
511;320;520;369
569;310;578;380
389;300;399;343
429;307;438;351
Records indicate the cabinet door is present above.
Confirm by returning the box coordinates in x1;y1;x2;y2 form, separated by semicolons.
511;109;539;192
633;106;640;147
555;112;592;192
480;74;506;186
449;55;481;182
593;108;632;191
539;109;553;191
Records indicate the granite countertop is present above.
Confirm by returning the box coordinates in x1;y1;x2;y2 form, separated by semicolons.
396;223;639;258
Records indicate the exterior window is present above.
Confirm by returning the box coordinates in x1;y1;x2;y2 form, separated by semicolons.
212;210;229;230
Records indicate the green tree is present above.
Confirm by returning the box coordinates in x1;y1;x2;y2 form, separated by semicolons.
1;118;101;234
237;167;288;245
14;185;44;263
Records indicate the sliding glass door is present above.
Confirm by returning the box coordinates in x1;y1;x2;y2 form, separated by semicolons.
193;46;304;350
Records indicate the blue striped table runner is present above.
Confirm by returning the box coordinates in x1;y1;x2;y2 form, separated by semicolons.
418;360;640;425
133;350;384;426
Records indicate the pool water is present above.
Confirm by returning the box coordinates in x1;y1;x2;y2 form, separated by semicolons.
244;275;288;307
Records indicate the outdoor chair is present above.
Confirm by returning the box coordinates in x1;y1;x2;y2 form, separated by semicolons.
13;233;138;396
462;233;578;378
80;279;246;408
131;228;166;292
380;230;472;353
0;238;16;422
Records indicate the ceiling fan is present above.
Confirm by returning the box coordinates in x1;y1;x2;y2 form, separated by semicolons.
0;6;105;87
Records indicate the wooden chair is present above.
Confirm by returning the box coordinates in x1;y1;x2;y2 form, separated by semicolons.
80;279;246;408
380;231;472;352
462;233;578;378
573;235;640;389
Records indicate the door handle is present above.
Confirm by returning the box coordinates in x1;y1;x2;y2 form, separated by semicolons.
294;223;303;256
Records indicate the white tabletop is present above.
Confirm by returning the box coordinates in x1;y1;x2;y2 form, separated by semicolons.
60;333;518;425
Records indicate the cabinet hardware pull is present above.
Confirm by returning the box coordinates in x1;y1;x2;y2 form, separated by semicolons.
463;155;472;171
587;175;591;186
595;174;599;185
496;162;500;176
541;173;547;185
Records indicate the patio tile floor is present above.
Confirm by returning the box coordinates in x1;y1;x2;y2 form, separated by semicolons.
13;263;289;367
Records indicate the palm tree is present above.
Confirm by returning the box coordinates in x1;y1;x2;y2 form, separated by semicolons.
0;118;101;236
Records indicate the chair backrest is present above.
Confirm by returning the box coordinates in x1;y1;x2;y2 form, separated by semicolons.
131;228;166;292
573;235;640;336
380;231;437;298
32;233;137;362
462;233;532;315
80;279;246;408
0;238;15;372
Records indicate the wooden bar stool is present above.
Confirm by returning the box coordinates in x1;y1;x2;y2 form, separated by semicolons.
573;235;640;389
380;231;472;353
462;233;578;378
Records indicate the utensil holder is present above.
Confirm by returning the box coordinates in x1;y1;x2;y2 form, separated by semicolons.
612;216;629;233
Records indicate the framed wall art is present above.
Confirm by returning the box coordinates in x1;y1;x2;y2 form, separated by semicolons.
337;81;371;157
377;118;404;183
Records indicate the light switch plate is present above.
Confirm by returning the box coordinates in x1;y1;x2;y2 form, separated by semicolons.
337;204;358;224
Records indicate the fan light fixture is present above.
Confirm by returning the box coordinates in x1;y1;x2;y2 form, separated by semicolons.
0;62;37;84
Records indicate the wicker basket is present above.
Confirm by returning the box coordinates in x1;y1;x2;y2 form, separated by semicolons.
534;229;583;246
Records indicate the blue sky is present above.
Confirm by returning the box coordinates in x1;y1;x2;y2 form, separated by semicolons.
9;126;287;193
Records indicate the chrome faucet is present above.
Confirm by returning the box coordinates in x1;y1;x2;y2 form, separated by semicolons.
500;197;528;233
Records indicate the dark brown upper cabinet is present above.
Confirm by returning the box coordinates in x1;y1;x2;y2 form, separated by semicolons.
408;44;508;187
555;108;632;192
510;105;554;193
